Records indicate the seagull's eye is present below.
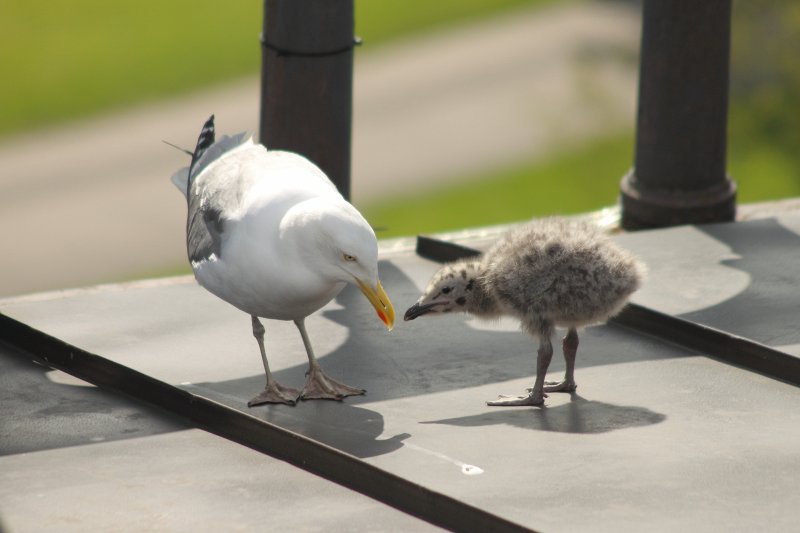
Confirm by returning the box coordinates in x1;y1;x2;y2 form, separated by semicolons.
343;253;357;262
441;287;452;294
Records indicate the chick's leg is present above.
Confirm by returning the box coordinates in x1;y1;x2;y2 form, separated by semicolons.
544;327;578;393
295;318;366;401
248;316;300;407
487;334;552;407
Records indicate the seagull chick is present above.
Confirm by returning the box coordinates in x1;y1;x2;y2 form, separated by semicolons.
171;115;395;406
404;218;644;407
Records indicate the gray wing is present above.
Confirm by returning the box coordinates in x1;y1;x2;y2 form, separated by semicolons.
190;133;249;184
184;133;252;263
186;171;245;264
187;193;225;263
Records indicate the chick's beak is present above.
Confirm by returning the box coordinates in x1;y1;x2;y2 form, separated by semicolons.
356;279;395;331
403;301;439;321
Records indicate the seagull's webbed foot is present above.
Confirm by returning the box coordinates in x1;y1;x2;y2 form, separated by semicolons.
248;382;301;407
542;380;577;393
486;391;547;407
300;364;365;401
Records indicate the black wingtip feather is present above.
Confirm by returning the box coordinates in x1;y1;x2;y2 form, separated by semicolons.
189;114;215;175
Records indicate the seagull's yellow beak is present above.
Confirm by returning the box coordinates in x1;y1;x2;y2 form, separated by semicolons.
356;279;395;331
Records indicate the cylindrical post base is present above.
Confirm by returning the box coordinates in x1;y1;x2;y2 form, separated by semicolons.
620;171;736;230
620;0;736;229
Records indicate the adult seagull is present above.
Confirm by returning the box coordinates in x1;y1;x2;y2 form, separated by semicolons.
171;115;395;406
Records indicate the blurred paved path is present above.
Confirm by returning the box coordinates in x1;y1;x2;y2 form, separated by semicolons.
0;2;639;297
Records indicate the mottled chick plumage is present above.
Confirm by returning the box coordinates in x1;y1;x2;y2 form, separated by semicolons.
405;217;645;406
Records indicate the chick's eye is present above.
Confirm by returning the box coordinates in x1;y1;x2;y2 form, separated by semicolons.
343;254;357;262
441;287;452;294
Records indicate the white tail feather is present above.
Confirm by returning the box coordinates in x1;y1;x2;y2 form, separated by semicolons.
190;132;251;180
170;129;251;199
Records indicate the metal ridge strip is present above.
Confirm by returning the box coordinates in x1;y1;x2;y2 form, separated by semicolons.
610;304;800;387
417;235;483;262
415;235;800;387
0;312;535;533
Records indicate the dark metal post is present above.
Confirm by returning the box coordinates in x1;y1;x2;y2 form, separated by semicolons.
620;1;737;229
259;1;356;199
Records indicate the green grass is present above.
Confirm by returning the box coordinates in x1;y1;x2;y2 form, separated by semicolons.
361;135;634;238
361;132;800;239
1;0;543;138
729;142;800;201
1;1;262;137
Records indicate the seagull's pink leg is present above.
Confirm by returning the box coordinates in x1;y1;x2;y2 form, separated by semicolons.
248;316;300;406
294;319;366;401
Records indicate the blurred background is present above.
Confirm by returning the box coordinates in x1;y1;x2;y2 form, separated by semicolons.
1;0;798;298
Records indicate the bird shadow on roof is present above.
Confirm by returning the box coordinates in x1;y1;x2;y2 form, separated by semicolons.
192;259;677;455
420;393;667;434
158;217;800;455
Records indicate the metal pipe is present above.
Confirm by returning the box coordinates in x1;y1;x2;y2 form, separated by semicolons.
259;0;356;199
620;0;737;229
